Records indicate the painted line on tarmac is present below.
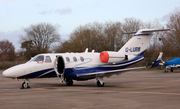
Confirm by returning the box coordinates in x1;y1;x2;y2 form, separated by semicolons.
59;88;180;96
119;91;180;96
31;87;180;96
96;91;180;96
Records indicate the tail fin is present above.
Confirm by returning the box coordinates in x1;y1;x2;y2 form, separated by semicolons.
118;29;170;56
151;52;163;67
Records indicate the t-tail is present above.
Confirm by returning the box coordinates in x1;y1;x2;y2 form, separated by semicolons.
118;29;170;57
99;29;169;64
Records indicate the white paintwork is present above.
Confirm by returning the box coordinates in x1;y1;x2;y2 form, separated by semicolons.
2;29;170;86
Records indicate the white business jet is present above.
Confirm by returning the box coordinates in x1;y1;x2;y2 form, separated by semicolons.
2;29;169;89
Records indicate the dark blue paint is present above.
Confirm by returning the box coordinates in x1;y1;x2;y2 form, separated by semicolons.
17;52;145;80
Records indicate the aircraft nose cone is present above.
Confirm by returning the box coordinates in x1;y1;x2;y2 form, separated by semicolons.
2;69;12;77
2;63;29;78
2;64;24;78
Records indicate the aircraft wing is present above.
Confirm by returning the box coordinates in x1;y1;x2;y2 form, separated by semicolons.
76;66;146;78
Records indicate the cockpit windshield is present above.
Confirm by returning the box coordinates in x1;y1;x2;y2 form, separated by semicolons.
30;55;44;62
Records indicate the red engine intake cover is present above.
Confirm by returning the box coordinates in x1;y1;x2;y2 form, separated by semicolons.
100;51;109;63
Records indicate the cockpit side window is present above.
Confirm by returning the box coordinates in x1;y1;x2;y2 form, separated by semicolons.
31;55;44;62
45;56;52;63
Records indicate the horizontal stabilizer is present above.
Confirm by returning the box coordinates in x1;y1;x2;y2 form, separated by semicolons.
123;32;137;34
123;29;170;34
141;29;170;32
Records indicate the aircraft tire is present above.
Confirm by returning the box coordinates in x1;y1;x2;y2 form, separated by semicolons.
21;82;30;89
97;80;105;87
66;79;73;86
171;68;173;72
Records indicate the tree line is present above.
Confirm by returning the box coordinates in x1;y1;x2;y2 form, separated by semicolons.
1;12;180;62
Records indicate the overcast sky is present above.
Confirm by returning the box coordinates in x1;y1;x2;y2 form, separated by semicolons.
1;0;180;51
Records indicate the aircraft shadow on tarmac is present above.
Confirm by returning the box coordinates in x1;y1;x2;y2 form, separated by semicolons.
30;83;118;88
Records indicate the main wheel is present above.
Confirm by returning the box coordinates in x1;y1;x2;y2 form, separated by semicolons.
97;80;105;87
66;79;73;86
21;82;29;89
171;68;173;72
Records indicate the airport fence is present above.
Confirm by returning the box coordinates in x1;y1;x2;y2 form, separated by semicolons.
0;57;176;70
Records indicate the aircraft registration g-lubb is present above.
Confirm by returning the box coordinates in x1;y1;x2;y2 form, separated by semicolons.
3;29;170;89
161;57;180;72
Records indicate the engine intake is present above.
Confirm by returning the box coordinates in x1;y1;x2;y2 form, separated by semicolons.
100;51;127;63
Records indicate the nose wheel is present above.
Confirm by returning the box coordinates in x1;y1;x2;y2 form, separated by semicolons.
20;80;31;89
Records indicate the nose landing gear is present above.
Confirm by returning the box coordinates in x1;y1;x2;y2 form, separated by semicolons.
20;80;31;89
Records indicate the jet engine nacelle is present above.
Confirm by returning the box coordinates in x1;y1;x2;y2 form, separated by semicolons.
99;51;127;63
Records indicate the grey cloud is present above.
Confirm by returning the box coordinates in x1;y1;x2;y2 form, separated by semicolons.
161;6;180;22
161;14;172;22
39;8;72;15
55;7;72;15
39;9;53;15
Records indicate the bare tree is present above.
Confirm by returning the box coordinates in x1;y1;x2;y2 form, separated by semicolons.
54;18;163;55
122;17;143;42
143;21;164;57
159;12;180;57
0;40;15;61
20;22;60;59
103;21;123;51
55;21;124;53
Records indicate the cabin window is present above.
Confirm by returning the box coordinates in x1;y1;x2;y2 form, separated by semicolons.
31;55;44;62
80;56;84;62
66;57;70;62
45;56;52;63
73;57;77;62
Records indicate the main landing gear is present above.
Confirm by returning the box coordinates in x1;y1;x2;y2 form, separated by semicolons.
65;79;73;86
96;77;105;87
170;68;174;72
20;79;31;89
164;67;173;73
97;80;105;87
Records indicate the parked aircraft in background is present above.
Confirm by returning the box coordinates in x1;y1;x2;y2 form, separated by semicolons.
160;58;180;72
2;29;170;89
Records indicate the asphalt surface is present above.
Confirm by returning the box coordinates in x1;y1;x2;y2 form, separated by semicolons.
1;70;180;109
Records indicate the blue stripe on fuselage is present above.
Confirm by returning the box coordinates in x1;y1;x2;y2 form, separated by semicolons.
17;53;144;80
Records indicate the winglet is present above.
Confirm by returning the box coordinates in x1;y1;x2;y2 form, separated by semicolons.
151;52;163;67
